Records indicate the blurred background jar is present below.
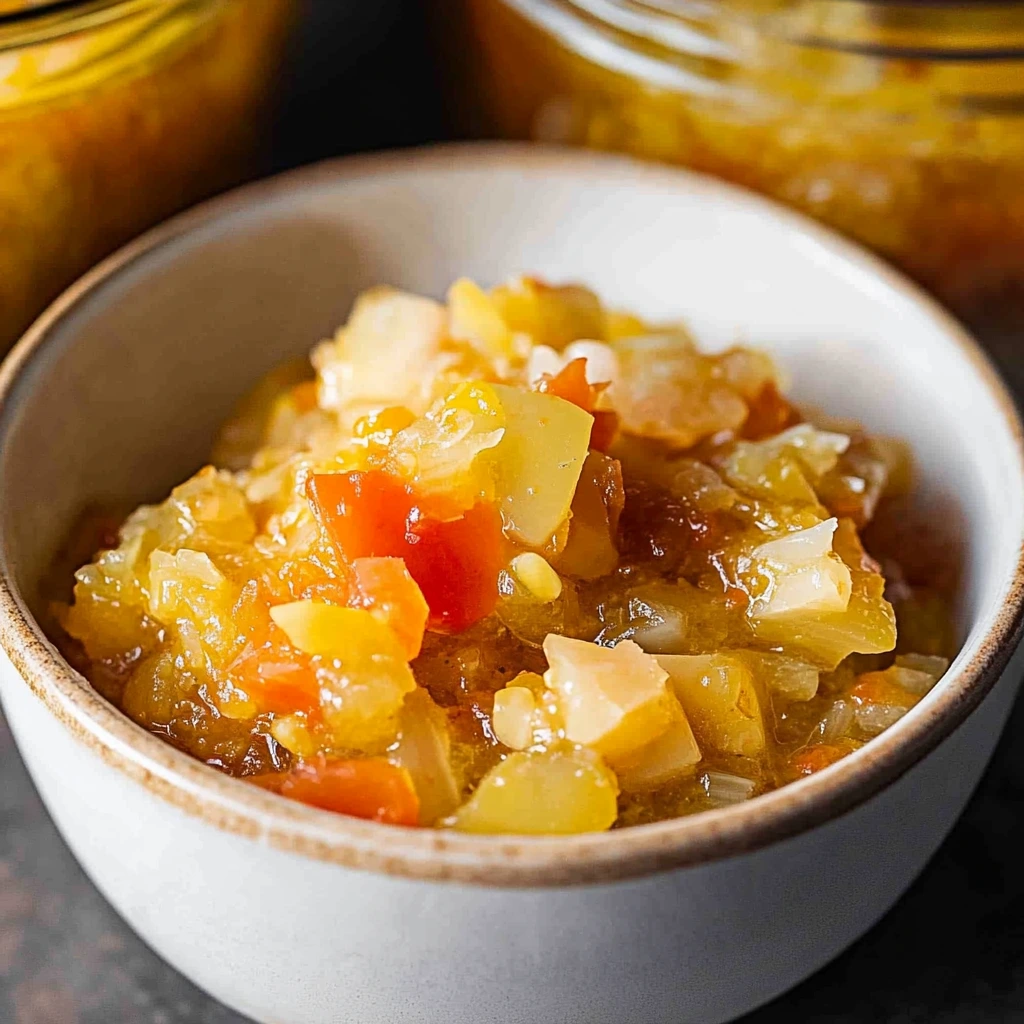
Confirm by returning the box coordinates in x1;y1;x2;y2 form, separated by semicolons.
446;0;1024;328
0;0;295;350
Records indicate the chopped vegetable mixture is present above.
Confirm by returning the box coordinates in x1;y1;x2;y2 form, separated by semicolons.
54;277;957;833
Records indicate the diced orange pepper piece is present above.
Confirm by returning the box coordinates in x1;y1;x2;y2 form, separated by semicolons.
308;471;410;559
227;642;320;717
308;471;504;633
351;557;429;659
850;672;917;708
290;380;320;414
228;577;328;717
251;756;420;826
788;744;849;776
536;357;618;450
538;357;597;410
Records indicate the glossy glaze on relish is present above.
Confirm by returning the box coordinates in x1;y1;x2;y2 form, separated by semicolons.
53;278;957;834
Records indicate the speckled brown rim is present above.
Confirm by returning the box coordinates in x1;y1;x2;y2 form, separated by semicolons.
1;143;1022;888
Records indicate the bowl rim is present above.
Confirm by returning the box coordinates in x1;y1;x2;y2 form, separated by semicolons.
1;142;1022;888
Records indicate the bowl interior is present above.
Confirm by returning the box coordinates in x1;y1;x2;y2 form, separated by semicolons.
1;146;1020;739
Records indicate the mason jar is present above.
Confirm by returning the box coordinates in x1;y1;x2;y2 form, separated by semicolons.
448;0;1024;326
0;0;295;350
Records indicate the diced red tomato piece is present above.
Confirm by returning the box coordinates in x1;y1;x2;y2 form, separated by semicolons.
351;557;429;658
308;471;504;633
402;502;505;633
251;756;420;825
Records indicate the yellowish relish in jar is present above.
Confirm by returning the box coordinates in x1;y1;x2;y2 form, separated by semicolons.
0;0;294;350
448;0;1024;320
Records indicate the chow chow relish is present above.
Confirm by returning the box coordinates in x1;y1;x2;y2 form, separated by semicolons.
55;277;956;833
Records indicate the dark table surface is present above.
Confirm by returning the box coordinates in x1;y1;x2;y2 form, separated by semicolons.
4;3;1024;1021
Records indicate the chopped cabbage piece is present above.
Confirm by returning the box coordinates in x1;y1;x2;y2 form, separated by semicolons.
390;688;461;825
610;334;748;447
613;714;701;791
752;518;897;669
388;381;505;509
447;278;514;360
751;518;853;619
658;653;766;757
543;634;680;762
313;287;447;419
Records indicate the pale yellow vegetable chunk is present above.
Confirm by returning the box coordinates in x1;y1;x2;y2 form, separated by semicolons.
390;688;461;826
658;653;766;758
752;518;853;620
269;601;416;752
751;518;896;669
543;634;680;762
492;671;563;751
511;552;563;602
894;653;949;689
492;686;538;750
760;562;852;618
447;278;514;359
269;713;317;757
727;424;850;482
613;713;702;791
489;277;606;349
610;334;747;447
148;548;226;623
388;381;505;507
488;385;593;548
450;748;618;835
312;287;445;419
742;651;820;703
270;600;407;663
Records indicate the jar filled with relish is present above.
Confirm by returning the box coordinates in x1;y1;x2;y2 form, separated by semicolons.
447;0;1024;325
0;0;295;350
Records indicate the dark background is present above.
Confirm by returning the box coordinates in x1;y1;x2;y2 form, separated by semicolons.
3;2;1024;1021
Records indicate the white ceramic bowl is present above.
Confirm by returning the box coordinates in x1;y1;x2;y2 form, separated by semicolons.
1;145;1022;1024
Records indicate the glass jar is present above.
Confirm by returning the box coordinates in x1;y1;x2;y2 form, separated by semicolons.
448;0;1024;324
0;0;295;350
